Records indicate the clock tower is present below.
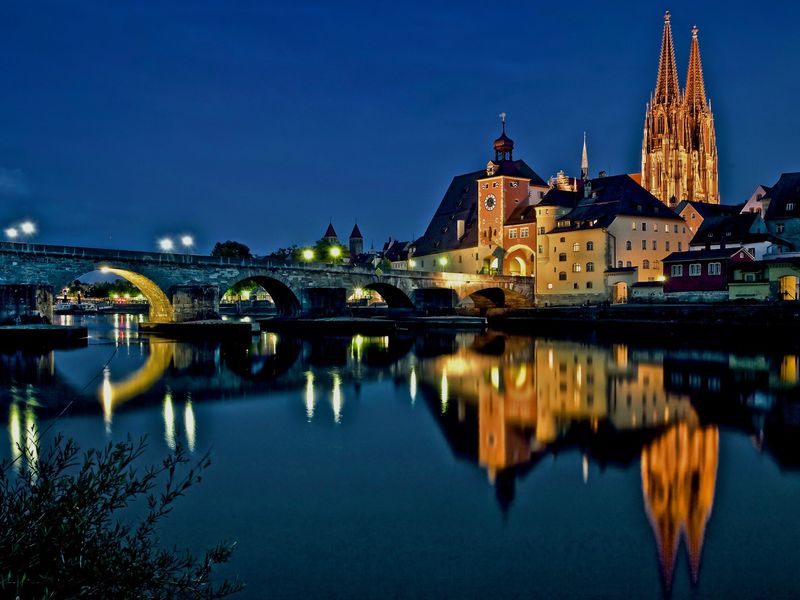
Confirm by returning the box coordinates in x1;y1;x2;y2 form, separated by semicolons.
477;115;531;253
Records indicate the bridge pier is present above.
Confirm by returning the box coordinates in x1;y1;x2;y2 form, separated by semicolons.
301;288;347;318
412;288;457;315
171;285;220;322
0;284;53;324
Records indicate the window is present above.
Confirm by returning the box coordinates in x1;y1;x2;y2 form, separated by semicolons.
492;182;499;188
618;260;623;268
559;253;567;262
538;245;544;253
664;224;669;233
547;283;553;289
459;255;463;263
508;228;518;239
788;203;795;211
481;183;489;189
520;227;530;238
586;262;595;272
777;223;785;234
573;242;580;252
689;263;702;276
626;241;632;250
652;240;657;250
626;261;632;267
643;259;650;269
510;181;519;188
632;222;637;231
665;241;670;251
708;262;721;275
691;213;696;220
642;240;647;250
641;222;647;231
537;226;545;235
682;227;686;234
559;272;567;281
573;263;581;272
573;283;579;289
420;260;424;268
678;242;683;251
560;237;566;242
586;281;593;289
674;224;678;233
586;241;594;251
671;264;683;277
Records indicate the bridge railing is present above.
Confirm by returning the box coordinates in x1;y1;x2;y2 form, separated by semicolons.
0;241;534;282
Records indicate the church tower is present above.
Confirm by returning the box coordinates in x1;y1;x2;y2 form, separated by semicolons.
642;12;719;207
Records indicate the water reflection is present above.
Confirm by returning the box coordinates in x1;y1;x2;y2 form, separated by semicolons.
2;323;800;595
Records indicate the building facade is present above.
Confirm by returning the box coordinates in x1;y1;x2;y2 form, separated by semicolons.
642;12;719;207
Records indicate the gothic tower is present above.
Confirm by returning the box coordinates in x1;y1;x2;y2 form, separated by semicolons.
642;12;719;207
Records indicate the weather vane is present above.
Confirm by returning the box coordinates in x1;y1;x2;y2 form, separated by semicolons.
499;112;506;124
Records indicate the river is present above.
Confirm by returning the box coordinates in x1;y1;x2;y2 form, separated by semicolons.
1;314;799;598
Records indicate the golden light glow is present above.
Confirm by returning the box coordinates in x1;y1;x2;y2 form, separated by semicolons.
329;246;342;258
8;403;21;473
99;341;174;413
101;267;174;323
184;399;196;452
331;372;343;423
409;367;417;403
305;371;315;420
163;392;176;450
408;259;417;269
102;367;113;432
438;257;448;266
490;366;500;390
440;369;449;413
302;248;314;261
515;364;527;388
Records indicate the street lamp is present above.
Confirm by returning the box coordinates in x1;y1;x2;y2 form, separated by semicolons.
438;256;448;271
302;248;315;261
180;235;194;250
408;259;417;270
4;227;18;240
20;221;36;235
329;246;342;259
159;238;174;252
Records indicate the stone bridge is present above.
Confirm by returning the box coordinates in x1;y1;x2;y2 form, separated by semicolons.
0;241;535;322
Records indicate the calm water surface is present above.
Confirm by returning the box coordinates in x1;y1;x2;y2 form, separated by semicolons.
2;314;800;598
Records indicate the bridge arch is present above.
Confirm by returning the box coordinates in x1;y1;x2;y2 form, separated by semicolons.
460;286;532;309
222;273;302;318
359;282;415;310
99;266;175;323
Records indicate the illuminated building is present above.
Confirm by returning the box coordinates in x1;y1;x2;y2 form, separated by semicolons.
411;115;549;276
641;12;719;207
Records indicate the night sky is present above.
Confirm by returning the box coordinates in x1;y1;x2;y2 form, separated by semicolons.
1;1;798;255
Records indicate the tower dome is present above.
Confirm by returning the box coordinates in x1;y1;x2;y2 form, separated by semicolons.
493;113;514;161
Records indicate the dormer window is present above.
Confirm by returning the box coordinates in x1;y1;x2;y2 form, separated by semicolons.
486;161;498;176
788;203;795;211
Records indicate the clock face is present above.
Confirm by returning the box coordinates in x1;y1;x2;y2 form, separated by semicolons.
484;195;497;211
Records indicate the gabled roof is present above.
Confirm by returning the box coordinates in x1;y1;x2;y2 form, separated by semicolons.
764;172;800;220
504;205;536;226
551;174;683;232
675;200;743;219
663;248;754;262
350;223;363;239
690;212;791;248
539;188;580;209
413;159;545;256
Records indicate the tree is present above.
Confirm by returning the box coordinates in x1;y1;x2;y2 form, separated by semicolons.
312;238;349;264
211;241;252;259
0;435;243;599
266;245;300;262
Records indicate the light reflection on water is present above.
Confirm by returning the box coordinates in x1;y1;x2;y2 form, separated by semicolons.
1;315;800;597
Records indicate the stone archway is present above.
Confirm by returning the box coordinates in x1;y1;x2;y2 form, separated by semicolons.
98;266;175;323
613;282;629;304
222;274;302;318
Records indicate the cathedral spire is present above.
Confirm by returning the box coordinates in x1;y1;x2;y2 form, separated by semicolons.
684;25;708;115
654;10;680;105
581;132;589;180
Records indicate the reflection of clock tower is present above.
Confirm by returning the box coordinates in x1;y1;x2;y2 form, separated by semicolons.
477;116;531;257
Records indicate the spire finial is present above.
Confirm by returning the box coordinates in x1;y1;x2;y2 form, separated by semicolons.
499;112;506;133
664;10;670;22
692;24;699;38
581;132;589;180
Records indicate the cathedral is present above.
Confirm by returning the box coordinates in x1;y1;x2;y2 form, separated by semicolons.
642;11;719;207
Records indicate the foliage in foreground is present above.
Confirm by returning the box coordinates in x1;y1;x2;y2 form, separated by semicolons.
0;435;243;599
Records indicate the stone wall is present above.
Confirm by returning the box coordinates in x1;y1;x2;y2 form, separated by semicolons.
0;285;53;324
171;285;219;322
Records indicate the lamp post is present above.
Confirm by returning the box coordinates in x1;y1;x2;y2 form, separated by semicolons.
329;246;342;264
438;256;448;272
302;248;315;262
158;238;174;252
180;235;194;253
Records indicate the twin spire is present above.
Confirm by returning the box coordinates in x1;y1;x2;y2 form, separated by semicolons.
654;10;708;110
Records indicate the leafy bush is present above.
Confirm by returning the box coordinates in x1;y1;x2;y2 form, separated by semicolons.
0;435;242;599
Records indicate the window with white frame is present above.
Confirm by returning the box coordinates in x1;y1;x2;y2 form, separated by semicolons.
643;259;650;269
520;227;529;238
586;262;595;272
573;263;581;272
671;264;683;276
626;241;632;250
642;240;647;250
652;240;657;250
573;242;580;251
708;262;721;275
537;226;545;234
689;263;702;276
508;228;518;239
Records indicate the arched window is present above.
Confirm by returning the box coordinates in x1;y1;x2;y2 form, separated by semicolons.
626;241;632;251
626;261;633;267
586;241;594;251
559;253;567;262
573;263;581;273
643;259;650;269
586;262;595;272
586;281;593;289
573;242;580;252
618;261;623;268
559;271;567;281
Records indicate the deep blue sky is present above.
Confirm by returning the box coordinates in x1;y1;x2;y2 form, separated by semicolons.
1;1;798;254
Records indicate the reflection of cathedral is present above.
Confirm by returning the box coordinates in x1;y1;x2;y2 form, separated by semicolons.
641;424;718;591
